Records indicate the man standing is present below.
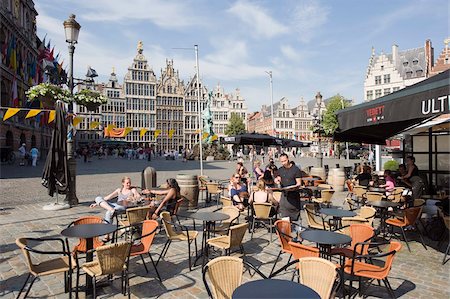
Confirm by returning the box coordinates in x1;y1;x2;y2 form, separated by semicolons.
30;146;39;167
18;143;26;166
274;153;303;220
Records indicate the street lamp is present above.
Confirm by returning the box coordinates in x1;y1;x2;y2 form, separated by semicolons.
194;45;204;176
265;71;274;136
63;14;81;206
314;92;323;167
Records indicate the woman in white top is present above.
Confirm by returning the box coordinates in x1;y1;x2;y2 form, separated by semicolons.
249;179;279;217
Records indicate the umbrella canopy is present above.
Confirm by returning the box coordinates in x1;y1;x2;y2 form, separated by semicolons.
334;70;450;144
281;138;311;148
42;101;70;196
221;133;282;146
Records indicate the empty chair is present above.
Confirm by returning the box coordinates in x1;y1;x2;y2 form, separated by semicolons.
119;206;151;227
298;257;338;299
339;217;370;235
220;196;233;207
158;211;198;270
250;202;276;242
288;242;320;281
213;206;240;235
331;224;374;259
357;206;377;226
207;223;248;256
16;237;76;299
270;220;295;277
386;206;427;252
343;241;402;299
206;183;223;206
365;192;385;202
80;241;131;299
317;183;333;189
305;203;329;230
388;187;404;202
345;197;358;211
67;216;104;254
413;198;426;207
353;185;367;201
312;189;335;207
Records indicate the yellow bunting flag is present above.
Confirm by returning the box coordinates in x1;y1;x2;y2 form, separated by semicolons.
89;121;100;129
140;128;149;138
48;110;56;123
195;129;201;133
106;123;117;132
72;116;83;127
202;132;209;140
211;134;218;141
154;129;161;139
123;127;133;137
25;109;41;119
3;108;20;121
168;129;175;139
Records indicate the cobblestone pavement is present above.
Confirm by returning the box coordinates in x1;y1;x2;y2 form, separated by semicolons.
1;157;449;298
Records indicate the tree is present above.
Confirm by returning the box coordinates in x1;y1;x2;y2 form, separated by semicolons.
225;113;246;136
322;94;352;136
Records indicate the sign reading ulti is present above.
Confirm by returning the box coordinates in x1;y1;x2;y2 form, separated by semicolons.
421;95;449;116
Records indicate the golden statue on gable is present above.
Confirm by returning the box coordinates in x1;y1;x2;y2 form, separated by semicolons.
137;41;143;54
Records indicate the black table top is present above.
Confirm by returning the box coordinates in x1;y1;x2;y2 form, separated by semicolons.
191;212;230;222
232;279;320;299
301;230;352;246
61;223;116;239
367;201;401;209
320;208;357;218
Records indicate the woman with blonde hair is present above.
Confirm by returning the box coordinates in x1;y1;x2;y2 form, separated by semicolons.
249;179;279;217
90;176;141;224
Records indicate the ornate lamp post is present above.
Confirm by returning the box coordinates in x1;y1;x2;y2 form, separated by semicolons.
314;92;323;167
63;14;80;206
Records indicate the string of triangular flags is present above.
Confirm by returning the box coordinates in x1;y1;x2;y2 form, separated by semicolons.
1;106;218;140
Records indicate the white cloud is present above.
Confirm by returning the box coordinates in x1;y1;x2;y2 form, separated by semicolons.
228;1;289;39
280;45;301;62
291;0;330;43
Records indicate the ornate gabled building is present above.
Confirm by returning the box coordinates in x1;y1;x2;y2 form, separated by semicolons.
124;41;157;146
210;83;247;137
155;59;185;152
102;68;126;142
429;38;450;76
184;73;207;151
292;97;313;140
364;40;433;101
273;97;294;139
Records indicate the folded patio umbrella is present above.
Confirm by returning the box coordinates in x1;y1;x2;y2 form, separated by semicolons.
42;100;71;196
221;133;282;146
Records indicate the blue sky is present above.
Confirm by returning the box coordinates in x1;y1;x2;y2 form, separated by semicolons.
35;0;448;111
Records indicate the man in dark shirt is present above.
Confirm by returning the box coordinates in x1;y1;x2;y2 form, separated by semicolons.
274;153;303;220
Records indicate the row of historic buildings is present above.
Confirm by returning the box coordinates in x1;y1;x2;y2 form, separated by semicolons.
248;39;450;140
75;42;247;152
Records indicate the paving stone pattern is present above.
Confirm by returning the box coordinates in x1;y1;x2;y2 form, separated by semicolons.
0;157;449;298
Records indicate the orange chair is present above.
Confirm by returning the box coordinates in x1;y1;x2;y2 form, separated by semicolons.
68;216;104;253
288;242;320;281
269;220;294;277
385;206;427;252
343;241;402;299
331;224;374;259
129;220;161;281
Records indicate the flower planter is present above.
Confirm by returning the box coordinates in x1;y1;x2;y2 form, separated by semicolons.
39;96;56;109
84;102;101;112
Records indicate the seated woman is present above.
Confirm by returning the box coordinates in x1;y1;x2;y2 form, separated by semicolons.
142;178;181;219
379;169;395;195
228;173;248;211
90;176;141;224
261;169;275;188
253;160;264;180
249;180;279;217
354;165;372;187
236;162;249;185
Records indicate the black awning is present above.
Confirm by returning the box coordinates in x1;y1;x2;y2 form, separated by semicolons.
334;70;450;144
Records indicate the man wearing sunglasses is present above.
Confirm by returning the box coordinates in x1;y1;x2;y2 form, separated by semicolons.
274;153;303;220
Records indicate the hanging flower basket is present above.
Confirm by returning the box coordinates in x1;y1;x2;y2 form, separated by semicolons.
74;89;108;112
26;83;72;108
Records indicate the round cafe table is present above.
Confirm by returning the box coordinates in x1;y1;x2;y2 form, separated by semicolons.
300;230;351;259
320;208;357;229
232;279;320;299
61;223;116;295
366;201;401;236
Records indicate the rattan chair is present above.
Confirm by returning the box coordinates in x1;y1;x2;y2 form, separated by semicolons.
365;192;385;202
213;206;240;235
317;183;333;189
298;257;338;299
338;217;370;235
119;206;151;227
67;216;104;254
207;223;248;256
312;189;335;207
80;241;131;299
305;203;329;230
158;211;198;271
220;196;233;207
202;256;267;299
128;220;161;281
199;175;209;201
331;224;375;260
250;202;276;242
206;183;224;207
357;206;376;226
353;185;367;201
16;237;76;299
387;187;404;202
272;191;282;202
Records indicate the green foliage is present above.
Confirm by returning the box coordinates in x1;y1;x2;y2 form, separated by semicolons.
225;113;246;136
322;94;352;136
384;160;399;171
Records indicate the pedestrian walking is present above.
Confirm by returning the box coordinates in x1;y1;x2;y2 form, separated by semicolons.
19;143;26;166
30;146;39;167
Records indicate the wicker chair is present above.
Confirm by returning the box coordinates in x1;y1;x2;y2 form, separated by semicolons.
365;192;385;202
357;206;376;226
206;183;224;207
338;217;370;235
387;187;404;202
353;185;367;201
16;237;76;299
207;223;248;256
158;211;198;271
80;241;131;299
312;189;335;207
220;196;233;207
213;206;240;235
199;175;209;201
343;241;402;299
298;257;338;299
317;184;333;189
305;203;329;230
386;206;427;252
202;256;267;299
272;191;282;202
67;216;104;254
250;202;276;242
119;206;151;227
128;220;161;281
